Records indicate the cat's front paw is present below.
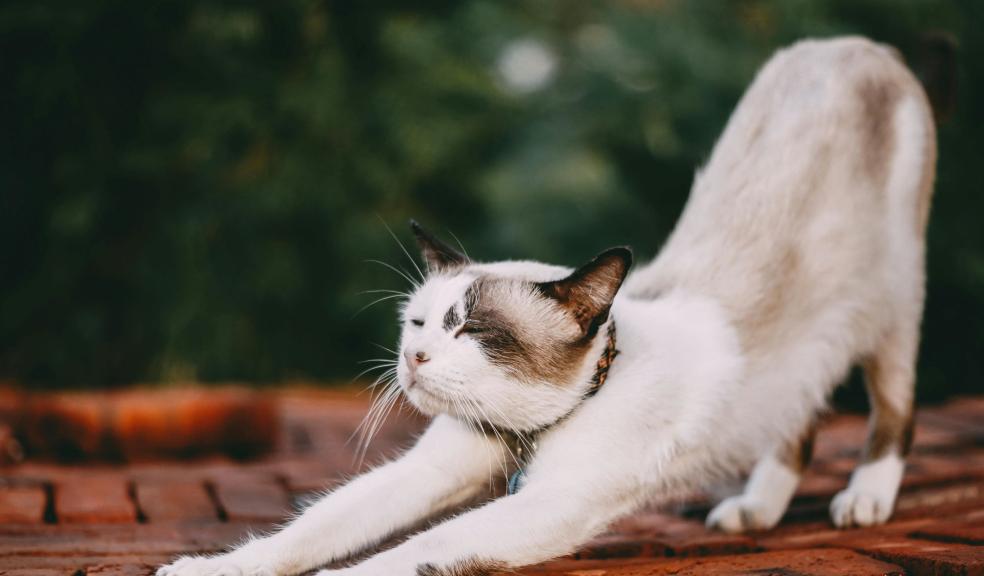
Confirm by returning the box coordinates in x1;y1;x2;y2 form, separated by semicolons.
829;487;894;528
156;554;274;576
706;495;786;533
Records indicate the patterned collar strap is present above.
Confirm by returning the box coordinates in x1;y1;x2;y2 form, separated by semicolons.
586;320;618;397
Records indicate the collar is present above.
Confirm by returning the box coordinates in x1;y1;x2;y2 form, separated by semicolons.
585;320;618;398
498;320;619;494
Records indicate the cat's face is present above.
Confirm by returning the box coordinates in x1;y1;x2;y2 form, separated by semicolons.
395;222;631;433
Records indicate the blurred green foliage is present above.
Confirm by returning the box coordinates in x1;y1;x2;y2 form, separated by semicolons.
1;1;981;399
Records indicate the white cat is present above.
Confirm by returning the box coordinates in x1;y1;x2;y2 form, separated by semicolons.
158;36;937;576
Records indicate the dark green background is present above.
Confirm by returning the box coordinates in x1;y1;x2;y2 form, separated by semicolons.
2;1;981;400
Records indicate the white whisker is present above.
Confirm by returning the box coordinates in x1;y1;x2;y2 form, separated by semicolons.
366;259;421;290
378;216;426;283
352;293;408;318
371;342;399;355
358;289;410;297
446;229;471;261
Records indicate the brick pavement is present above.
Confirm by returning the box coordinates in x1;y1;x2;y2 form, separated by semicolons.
1;389;982;575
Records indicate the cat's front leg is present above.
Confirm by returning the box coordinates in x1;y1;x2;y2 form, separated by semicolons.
318;462;645;576
157;416;507;576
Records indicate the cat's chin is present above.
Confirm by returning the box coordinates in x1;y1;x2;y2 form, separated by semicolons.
404;383;453;417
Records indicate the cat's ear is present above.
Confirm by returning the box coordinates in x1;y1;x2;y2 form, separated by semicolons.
537;247;632;337
410;219;469;274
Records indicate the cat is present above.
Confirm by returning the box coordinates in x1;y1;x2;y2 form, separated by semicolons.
158;36;937;576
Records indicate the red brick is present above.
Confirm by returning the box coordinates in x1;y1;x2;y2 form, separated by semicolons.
0;570;81;576
510;558;665;574
847;536;984;576
796;472;848;499
904;454;984;488
910;420;968;451
513;548;904;575
2;390;983;575
85;563;158;576
125;458;234;483
0;484;46;524
607;511;705;537
913;517;984;545
756;515;945;552
811;415;866;460
0;522;266;556
923;397;984;434
273;458;339;493
22;394;107;461
654;530;757;557
0;555;170;570
212;480;290;522
55;476;136;524
114;389;277;461
812;455;859;476
133;481;216;522
894;481;984;518
575;535;669;559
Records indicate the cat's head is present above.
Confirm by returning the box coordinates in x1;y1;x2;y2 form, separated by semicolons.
396;221;631;433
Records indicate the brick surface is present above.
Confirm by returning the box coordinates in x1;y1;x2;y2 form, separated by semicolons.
513;548;905;575
55;476;136;524
133;481;216;522
0;389;982;575
847;536;984;576
0;570;81;576
0;555;171;570
0;522;267;556
0;484;46;524
212;479;290;522
913;517;984;545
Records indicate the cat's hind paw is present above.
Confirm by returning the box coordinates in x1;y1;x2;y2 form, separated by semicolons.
706;495;785;533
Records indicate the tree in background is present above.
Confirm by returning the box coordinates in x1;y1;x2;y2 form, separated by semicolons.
1;0;980;401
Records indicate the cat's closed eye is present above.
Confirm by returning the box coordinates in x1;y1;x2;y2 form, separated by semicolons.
410;319;424;327
455;322;484;337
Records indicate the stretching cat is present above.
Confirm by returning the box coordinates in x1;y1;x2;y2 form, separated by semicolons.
159;36;937;576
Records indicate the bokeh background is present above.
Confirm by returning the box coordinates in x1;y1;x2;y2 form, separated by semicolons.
2;1;981;401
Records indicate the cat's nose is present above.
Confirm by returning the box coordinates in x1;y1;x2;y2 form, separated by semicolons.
404;348;430;369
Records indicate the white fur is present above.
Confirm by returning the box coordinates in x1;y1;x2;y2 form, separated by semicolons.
831;453;906;527
706;454;801;533
158;37;935;576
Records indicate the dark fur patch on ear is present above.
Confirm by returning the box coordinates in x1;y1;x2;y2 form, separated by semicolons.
537;247;632;336
410;219;469;274
416;558;506;576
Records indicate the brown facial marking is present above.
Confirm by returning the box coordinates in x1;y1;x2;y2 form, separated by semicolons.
416;558;506;576
443;305;461;331
466;305;532;367
462;277;592;386
856;77;900;189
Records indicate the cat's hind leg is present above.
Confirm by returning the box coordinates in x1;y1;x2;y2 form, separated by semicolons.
706;423;815;533
830;325;916;528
